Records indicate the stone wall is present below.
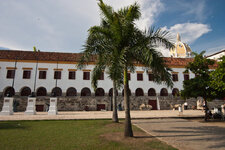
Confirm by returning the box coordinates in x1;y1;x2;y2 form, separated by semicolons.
158;96;197;110
208;100;225;110
0;95;224;112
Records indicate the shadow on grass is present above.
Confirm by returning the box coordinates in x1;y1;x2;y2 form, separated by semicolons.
0;122;29;130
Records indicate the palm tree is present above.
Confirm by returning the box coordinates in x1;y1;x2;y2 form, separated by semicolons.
78;1;123;123
79;0;174;137
122;28;174;137
78;36;123;123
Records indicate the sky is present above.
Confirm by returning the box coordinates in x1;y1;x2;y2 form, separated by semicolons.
0;0;225;56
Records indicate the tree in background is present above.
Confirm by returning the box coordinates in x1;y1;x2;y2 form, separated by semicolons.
181;51;215;121
209;56;225;99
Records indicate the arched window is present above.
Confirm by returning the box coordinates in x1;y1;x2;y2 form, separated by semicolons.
81;88;91;96
160;88;168;96
95;88;105;96
36;87;47;96
4;87;15;97
148;88;156;96
108;88;118;97
122;89;131;96
66;87;77;96
51;87;62;96
172;88;180;96
135;88;144;96
20;87;31;96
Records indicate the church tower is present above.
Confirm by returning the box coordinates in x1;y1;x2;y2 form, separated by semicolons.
170;33;192;58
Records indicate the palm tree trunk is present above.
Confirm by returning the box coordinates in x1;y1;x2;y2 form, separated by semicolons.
112;80;119;122
124;67;133;137
204;99;208;122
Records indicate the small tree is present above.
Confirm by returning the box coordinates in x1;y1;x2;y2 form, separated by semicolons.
181;51;215;121
210;56;225;99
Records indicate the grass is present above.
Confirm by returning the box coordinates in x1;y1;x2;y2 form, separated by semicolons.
0;120;177;150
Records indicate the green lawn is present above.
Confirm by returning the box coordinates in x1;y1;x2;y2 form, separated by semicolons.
0;120;176;150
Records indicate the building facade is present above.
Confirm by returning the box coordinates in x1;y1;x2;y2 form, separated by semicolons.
0;50;195;95
0;50;215;111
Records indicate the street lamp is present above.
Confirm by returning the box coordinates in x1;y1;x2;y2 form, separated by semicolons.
32;48;39;97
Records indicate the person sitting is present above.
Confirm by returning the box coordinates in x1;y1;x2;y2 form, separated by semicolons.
206;110;213;119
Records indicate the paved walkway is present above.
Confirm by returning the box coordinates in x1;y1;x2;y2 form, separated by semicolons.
0;110;204;121
133;118;225;150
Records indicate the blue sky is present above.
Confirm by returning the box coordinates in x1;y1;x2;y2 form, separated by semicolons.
158;0;225;55
0;0;224;56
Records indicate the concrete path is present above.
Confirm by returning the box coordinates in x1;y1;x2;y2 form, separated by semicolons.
133;118;225;150
0;110;204;121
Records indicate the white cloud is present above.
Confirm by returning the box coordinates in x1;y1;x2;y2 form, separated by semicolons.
157;22;211;57
104;0;164;30
0;40;21;50
0;0;212;53
135;0;164;30
163;23;211;44
0;0;164;52
0;0;163;52
0;0;100;52
104;0;137;10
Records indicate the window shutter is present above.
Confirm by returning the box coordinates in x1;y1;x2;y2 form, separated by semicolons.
148;74;154;81
127;73;131;80
137;73;143;81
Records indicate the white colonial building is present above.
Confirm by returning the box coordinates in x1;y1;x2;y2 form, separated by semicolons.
0;49;198;111
1;34;223;112
0;50;195;96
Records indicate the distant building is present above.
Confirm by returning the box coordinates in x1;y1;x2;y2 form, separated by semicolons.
207;49;225;60
170;33;192;58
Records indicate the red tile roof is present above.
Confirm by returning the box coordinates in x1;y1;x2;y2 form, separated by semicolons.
163;57;193;67
0;50;217;68
0;50;90;62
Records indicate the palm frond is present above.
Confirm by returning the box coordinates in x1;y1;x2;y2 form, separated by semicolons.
91;57;107;90
118;2;141;22
147;27;174;49
98;0;114;24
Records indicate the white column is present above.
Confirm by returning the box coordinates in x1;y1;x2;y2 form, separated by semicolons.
221;105;224;120
178;104;183;116
0;97;14;115
25;97;36;115
214;107;218;113
48;97;58;115
222;105;225;114
156;97;160;110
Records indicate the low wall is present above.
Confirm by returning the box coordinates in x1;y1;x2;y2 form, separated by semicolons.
158;96;197;110
0;95;224;112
